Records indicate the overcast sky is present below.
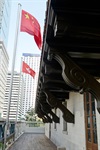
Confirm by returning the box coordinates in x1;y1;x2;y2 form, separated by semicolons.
7;0;47;72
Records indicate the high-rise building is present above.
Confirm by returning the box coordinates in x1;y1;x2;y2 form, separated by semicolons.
0;0;11;47
3;72;24;121
22;53;41;115
0;41;9;118
0;0;12;118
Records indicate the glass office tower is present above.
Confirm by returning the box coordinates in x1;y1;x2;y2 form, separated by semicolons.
22;53;41;115
0;0;12;47
0;0;12;118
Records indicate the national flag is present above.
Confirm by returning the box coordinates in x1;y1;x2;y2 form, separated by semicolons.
20;9;42;49
22;61;36;78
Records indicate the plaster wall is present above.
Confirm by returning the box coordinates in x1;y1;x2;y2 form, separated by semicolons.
45;92;86;150
45;123;50;138
96;103;100;150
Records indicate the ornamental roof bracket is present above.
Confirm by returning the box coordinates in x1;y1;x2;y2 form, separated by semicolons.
44;89;74;123
36;104;52;123
41;111;52;123
52;53;100;114
48;110;60;123
40;103;59;123
37;112;49;123
37;95;59;123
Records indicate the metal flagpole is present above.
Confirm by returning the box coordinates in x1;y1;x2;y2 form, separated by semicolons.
3;3;22;150
16;57;23;122
15;57;23;140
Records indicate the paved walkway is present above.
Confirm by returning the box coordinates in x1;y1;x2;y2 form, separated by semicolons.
8;133;57;150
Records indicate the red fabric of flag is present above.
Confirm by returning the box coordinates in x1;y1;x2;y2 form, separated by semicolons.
20;10;42;49
22;61;36;78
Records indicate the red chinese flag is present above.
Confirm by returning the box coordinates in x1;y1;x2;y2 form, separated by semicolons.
20;10;42;49
22;61;36;78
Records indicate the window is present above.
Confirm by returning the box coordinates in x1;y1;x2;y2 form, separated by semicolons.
84;92;98;149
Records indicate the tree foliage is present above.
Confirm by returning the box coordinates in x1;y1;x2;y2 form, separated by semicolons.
25;108;42;122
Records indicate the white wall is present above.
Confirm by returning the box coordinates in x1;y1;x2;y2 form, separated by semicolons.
45;123;50;138
45;92;86;150
96;103;100;150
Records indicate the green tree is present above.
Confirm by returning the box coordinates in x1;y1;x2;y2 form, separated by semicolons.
25;108;37;121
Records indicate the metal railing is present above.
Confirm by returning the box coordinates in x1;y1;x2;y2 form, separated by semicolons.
0;121;15;150
0;120;24;150
0;120;44;150
25;121;44;127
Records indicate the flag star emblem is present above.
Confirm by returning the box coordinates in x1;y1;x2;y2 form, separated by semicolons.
32;17;34;24
25;14;29;19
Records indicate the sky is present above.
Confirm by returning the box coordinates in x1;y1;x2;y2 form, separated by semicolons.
7;0;47;72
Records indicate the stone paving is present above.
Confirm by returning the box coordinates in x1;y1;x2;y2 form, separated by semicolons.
8;133;57;150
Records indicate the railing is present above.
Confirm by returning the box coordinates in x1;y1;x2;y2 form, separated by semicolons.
0;121;16;150
0;120;44;150
25;121;44;127
24;121;45;134
0;121;23;150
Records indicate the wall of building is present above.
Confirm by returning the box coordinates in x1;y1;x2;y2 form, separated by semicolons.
0;0;11;47
96;79;100;150
3;72;23;120
0;0;11;118
45;92;86;150
0;42;9;118
96;104;100;150
45;123;50;138
22;54;40;115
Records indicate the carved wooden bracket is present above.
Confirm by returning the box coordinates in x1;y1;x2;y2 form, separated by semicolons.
37;113;49;123
40;103;59;123
44;89;74;123
57;101;74;123
52;53;100;113
40;109;60;123
42;113;52;123
49;110;60;123
38;111;52;123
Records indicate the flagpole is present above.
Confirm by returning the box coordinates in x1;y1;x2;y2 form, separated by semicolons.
15;57;23;140
3;3;22;150
16;57;23;122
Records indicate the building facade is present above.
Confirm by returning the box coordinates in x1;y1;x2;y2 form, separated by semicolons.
0;0;12;118
22;53;40;115
3;72;24;120
45;92;100;150
35;1;100;150
0;0;11;47
0;41;9;118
